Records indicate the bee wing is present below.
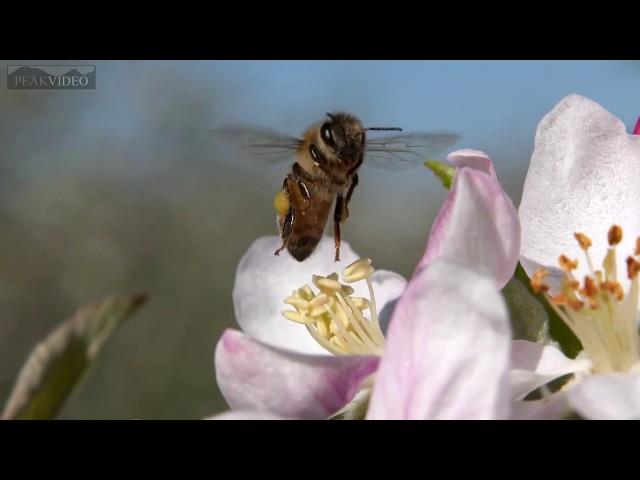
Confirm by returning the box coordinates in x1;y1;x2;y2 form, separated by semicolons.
211;126;301;165
364;133;460;170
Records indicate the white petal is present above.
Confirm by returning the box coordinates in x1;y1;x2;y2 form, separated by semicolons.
367;260;512;420
215;329;380;420
568;370;640;419
233;236;404;354
510;340;592;400
510;392;573;420
519;94;640;284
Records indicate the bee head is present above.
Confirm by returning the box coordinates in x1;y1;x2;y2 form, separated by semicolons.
320;112;365;166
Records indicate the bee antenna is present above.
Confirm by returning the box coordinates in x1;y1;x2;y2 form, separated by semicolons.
365;127;403;131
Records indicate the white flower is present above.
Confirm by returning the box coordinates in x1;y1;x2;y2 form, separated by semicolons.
515;94;640;419
212;148;524;419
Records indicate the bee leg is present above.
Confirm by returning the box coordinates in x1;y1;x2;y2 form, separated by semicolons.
274;176;297;257
297;179;311;213
292;165;312;213
333;194;344;262
344;174;358;219
274;210;295;256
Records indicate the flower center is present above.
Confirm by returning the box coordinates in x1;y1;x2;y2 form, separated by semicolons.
532;225;640;374
281;258;385;356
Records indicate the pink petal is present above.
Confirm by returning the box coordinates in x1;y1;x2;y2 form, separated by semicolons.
214;329;379;420
367;260;512;420
419;154;520;289
447;148;497;178
634;117;640;135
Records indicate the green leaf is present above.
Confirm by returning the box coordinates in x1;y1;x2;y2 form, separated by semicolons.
502;274;551;344
424;160;456;190
512;263;582;358
1;293;148;420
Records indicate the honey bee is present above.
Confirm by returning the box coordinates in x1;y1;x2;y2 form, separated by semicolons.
215;112;458;262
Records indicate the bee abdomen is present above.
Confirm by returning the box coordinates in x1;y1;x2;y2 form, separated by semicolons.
288;236;321;262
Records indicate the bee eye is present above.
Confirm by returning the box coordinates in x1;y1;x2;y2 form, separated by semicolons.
360;132;366;146
321;123;334;146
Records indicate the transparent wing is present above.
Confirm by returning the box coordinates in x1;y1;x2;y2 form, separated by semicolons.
211;125;301;165
364;133;460;170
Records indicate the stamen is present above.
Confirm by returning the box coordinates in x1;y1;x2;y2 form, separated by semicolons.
282;258;385;356
531;268;549;294
282;310;312;324
581;277;598;298
608;225;623;246
575;232;592;250
538;226;640;374
343;258;375;283
284;296;310;310
627;257;640;279
559;255;578;272
603;249;617;282
600;281;624;301
313;275;342;293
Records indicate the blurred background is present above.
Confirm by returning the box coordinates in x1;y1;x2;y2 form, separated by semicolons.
0;60;638;419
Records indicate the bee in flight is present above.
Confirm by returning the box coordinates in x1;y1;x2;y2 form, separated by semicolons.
215;112;459;262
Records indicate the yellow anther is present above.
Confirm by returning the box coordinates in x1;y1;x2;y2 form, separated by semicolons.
284;296;310;310
343;258;375;283
531;268;549;294
281;310;312;324
273;189;290;216
308;293;334;316
341;285;354;296
575;232;592;250
558;254;578;272
350;297;370;310
298;285;315;301
313;275;343;293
